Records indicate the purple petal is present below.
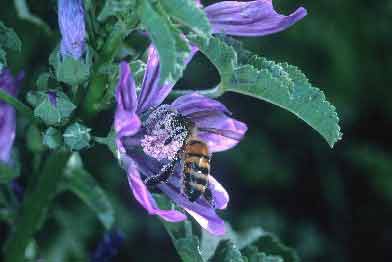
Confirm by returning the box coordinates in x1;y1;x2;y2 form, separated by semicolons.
47;91;57;107
114;62;141;153
171;92;230;116
208;175;229;210
115;62;138;113
159;184;225;235
204;0;307;37
114;110;141;153
136;45;173;114
58;0;86;59
0;106;16;163
127;165;187;222
0;69;22;163
192;111;247;153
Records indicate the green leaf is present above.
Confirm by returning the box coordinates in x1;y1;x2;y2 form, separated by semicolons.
4;151;70;262
160;0;211;38
33;91;76;126
0;162;19;184
242;234;299;262
154;194;204;262
62;153;115;230
55;56;90;86
191;35;342;147
241;248;283;262
63;123;91;151
210;240;244;262
43;127;62;149
0;21;22;52
98;0;136;22
13;0;51;34
36;72;50;90
137;0;190;85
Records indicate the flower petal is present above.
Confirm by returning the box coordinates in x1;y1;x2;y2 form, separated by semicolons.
171;92;230;116
190;110;247;153
159;184;225;235
127;165;187;222
205;0;307;37
114;110;141;153
0;106;16;163
136;45;173;114
116;62;138;113
208;175;229;210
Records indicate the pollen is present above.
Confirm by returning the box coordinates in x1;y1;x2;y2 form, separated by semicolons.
141;105;189;161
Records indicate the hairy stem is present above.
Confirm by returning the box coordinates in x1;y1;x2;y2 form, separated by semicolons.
0;89;33;118
3;151;70;262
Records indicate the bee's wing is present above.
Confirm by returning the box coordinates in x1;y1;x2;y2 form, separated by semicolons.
198;127;243;141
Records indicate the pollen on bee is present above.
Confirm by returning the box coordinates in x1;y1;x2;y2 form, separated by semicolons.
141;105;189;162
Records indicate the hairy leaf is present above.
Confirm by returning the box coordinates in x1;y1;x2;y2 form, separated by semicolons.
210;240;244;262
191;35;342;147
0;21;22;52
160;0;211;39
62;153;115;229
137;0;190;85
63;123;91;151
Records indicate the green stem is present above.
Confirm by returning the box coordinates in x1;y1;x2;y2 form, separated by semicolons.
0;89;33;118
3;151;70;262
169;84;225;99
83;22;127;117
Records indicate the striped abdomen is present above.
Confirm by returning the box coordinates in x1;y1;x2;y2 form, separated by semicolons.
182;140;210;202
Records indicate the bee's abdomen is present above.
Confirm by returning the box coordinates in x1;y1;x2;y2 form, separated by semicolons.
183;140;210;202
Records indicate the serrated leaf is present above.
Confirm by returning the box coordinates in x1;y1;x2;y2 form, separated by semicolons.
191;35;342;147
154;194;204;262
63;123;91;151
160;0;211;38
62;153;115;229
98;0;136;22
13;0;51;34
33;91;76;126
210;240;244;262
0;21;21;52
137;0;190;85
43;127;62;149
55;56;90;86
242;234;299;262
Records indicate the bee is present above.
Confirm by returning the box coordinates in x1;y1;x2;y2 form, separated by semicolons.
143;106;241;207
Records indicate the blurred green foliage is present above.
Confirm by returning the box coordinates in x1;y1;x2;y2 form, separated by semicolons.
1;0;391;261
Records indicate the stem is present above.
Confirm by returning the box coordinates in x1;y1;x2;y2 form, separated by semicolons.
169;84;225;99
0;90;33;118
83;22;127;117
3;151;70;262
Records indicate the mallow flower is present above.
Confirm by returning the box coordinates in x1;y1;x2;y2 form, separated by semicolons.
114;46;247;235
0;69;23;164
58;0;86;59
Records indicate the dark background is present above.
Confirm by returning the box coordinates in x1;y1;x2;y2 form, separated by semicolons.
1;0;392;261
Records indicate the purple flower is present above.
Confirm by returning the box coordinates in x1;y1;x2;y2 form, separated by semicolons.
0;69;23;164
58;0;86;59
200;0;307;37
114;46;247;235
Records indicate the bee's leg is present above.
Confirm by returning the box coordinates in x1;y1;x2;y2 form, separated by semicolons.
144;160;176;186
203;186;215;208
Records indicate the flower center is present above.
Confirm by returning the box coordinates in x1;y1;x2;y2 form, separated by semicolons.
141;105;190;161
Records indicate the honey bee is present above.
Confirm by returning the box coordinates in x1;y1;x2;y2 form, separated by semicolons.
142;105;241;207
